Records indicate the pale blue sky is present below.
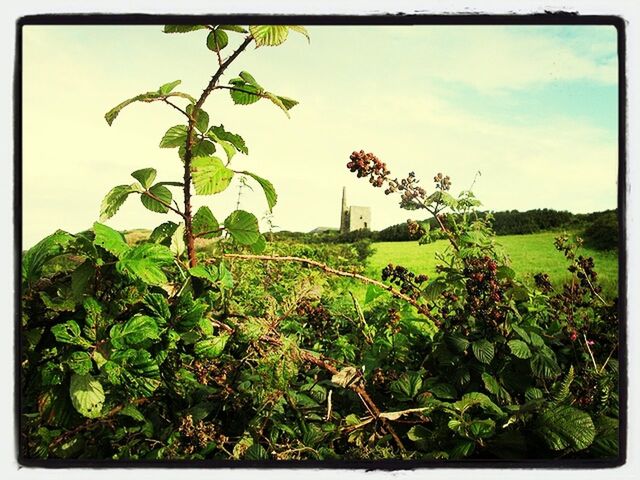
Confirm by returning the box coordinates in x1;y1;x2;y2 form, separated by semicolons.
22;24;618;247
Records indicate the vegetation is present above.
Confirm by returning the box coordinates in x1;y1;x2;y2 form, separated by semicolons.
20;25;619;464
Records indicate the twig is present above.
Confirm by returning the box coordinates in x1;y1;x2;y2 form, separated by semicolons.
162;98;188;117
221;253;439;326
49;398;149;449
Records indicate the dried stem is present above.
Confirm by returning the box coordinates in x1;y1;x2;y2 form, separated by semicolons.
221;253;440;326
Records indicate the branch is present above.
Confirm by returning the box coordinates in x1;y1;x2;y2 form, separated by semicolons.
140;191;186;219
162;98;189;118
222;253;440;326
49;398;149;449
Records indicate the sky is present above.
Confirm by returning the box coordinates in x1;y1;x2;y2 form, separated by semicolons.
21;24;619;248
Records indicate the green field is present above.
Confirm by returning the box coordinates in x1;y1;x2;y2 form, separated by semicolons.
364;232;619;299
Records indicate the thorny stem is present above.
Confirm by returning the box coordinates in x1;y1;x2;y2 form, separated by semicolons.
220;253;440;326
182;35;254;268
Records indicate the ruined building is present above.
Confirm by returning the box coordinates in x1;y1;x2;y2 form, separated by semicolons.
339;187;371;234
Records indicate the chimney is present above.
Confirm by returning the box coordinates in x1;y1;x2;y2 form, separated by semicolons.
340;187;348;233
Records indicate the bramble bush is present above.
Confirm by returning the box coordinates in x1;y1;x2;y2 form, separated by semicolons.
20;26;619;463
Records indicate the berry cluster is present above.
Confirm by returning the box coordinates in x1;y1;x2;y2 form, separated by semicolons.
407;219;426;238
569;255;602;294
384;172;428;209
177;415;227;455
463;256;505;327
534;272;553;292
347;150;390;187
296;299;332;330
381;263;428;299
433;172;452;191
386;307;402;334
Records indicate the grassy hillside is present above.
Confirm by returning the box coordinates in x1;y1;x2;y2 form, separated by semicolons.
365;231;619;299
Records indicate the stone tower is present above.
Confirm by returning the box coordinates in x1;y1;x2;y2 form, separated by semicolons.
339;187;371;233
340;186;349;234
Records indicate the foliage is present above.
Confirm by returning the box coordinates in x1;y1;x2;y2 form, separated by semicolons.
582;211;619;251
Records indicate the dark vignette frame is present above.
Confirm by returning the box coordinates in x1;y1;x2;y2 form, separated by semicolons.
13;12;628;470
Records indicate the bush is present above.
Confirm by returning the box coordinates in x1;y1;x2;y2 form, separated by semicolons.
582;212;618;251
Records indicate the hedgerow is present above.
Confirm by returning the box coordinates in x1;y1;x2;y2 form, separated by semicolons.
20;25;619;462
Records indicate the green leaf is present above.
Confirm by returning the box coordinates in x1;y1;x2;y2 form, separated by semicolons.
481;372;501;395
264;92;298;117
390;372;423;401
189;265;218;283
190;156;234;195
249;25;290;47
250;234;267;254
194;334;230;358
207;124;248;154
193;206;220;238
242;171;277;212
472;339;494;364
245;443;269;460
116;243;174;285
469;419;495;439
228;81;262;105
224;210;260;245
110;315;160;349
105;92;159;126
163;25;207;33
219;24;248;33
141;184;172;213
170;222;186;257
511;324;531;343
551;366;575;404
93;222;129;258
131;168;157;189
531;352;561;379
119;404;145;422
186;105;209;133
67;351;92;375
71;260;94;301
69;374;105;419
144;292;171;323
508;339;532;359
22;230;74;286
453;392;505;417
536;406;595;451
159;124;188;148
158;79;181;95
51;321;92;348
99;184;136;221
149;221;178;244
107;349;160;397
207;29;229;52
288;25;311;42
179;139;216;160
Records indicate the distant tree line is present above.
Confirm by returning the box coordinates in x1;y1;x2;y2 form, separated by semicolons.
271;209;618;251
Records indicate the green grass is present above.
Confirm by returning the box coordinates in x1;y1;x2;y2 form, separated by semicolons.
363;231;619;299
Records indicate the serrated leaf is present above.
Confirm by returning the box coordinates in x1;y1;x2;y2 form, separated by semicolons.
131;168;157;189
472;339;494;364
170;222;186;257
511;324;531;343
179;139;216;160
70;374;104;419
390;372;423;400
193;206;220;238
158;79;181;95
99;184;136;221
51;320;92;348
110;315;160;349
93;222;129;258
149;221;178;244
107;349;160;397
194;334;230;358
22;230;74;287
207;29;229;52
536;406;595;451
207;124;248;154
105;92;159;126
190;156;234;195
245;443;269;460
481;372;501;395
116;243;174;285
119;404;145;422
228;81;262;105
67;351;92;375
249;25;289;47
141;184;172;213
264;92;298;117
288;25;310;42
189;265;218;283
250;234;267;254
531;352;561;379
508;339;532;359
186;105;210;134
224;210;260;245
159;124;188;148
242;171;277;212
163;25;207;33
